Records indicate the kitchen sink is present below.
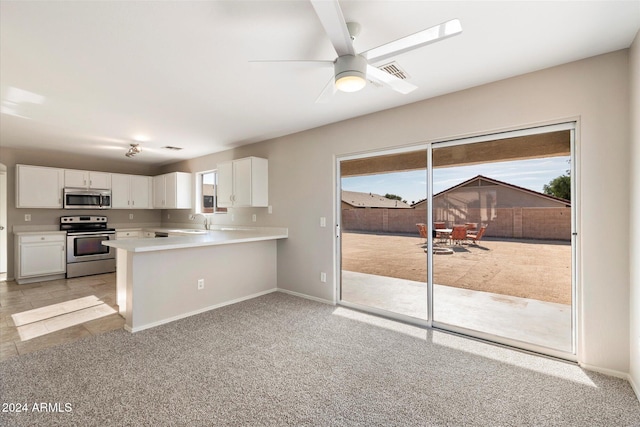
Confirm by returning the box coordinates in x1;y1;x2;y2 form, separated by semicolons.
167;229;208;235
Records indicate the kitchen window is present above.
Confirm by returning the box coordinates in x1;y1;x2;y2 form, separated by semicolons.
195;170;226;214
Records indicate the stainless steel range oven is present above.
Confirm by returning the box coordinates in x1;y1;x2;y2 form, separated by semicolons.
60;216;116;278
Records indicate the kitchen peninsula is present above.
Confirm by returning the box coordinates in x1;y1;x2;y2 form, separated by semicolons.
103;226;287;332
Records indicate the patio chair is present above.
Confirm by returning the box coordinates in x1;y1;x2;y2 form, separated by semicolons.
467;225;487;245
416;223;428;241
451;225;468;245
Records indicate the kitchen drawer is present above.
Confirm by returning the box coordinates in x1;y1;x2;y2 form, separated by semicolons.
116;230;141;239
19;234;66;244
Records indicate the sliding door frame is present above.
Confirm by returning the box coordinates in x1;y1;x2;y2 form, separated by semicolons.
336;121;578;361
336;143;431;328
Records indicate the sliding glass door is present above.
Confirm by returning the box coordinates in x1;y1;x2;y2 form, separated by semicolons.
431;126;574;355
339;148;428;321
338;123;576;358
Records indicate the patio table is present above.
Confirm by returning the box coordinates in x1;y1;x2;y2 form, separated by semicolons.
435;228;453;244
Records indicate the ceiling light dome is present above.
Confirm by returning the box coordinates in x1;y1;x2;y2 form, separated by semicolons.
334;55;367;92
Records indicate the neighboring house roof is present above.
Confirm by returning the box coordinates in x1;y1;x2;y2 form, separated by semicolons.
411;175;571;208
342;190;412;209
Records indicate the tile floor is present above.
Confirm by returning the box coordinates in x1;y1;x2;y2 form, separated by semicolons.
0;273;123;361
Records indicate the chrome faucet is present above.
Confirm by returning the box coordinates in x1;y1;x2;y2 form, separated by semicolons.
191;214;209;230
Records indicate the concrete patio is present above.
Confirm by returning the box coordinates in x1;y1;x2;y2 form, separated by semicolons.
340;232;573;352
341;270;572;352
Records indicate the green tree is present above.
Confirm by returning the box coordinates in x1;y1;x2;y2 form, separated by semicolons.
384;193;407;203
543;175;571;200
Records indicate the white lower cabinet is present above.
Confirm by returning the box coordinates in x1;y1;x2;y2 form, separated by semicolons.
116;229;155;239
116;230;141;239
15;233;66;284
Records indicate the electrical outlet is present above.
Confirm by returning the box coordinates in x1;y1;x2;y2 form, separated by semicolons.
167;214;171;219
268;205;273;214
24;214;31;222
252;214;257;222
320;272;327;283
197;279;204;290
129;214;134;220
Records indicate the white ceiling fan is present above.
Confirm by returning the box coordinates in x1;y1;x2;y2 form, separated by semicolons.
252;0;462;102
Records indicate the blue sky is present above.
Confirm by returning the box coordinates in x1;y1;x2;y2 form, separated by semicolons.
341;156;570;205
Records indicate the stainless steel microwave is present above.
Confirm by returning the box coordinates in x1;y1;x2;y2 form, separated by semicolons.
63;188;111;209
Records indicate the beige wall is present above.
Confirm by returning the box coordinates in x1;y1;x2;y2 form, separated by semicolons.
163;50;632;375
629;30;640;398
0;146;163;278
1;48;631;377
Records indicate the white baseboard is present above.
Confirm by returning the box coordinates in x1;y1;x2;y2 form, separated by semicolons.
277;288;335;305
578;362;629;380
629;373;640;402
127;288;278;333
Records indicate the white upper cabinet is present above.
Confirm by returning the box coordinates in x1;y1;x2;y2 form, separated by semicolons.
112;174;153;209
64;170;111;189
153;172;192;209
16;164;64;208
217;157;268;208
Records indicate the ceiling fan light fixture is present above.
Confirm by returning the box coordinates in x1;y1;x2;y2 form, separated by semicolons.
334;55;367;92
335;73;366;92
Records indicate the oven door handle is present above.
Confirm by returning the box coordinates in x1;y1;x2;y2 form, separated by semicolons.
68;233;115;238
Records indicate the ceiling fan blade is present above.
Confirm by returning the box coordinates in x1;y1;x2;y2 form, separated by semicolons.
363;19;462;64
249;60;333;69
310;0;355;57
249;59;333;67
366;64;417;95
315;76;337;103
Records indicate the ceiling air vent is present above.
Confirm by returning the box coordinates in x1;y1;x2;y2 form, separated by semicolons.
377;62;410;80
162;146;183;151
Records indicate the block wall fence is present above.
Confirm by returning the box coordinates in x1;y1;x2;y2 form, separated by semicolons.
341;207;571;241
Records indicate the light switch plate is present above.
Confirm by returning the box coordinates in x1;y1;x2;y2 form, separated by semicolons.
320;217;326;227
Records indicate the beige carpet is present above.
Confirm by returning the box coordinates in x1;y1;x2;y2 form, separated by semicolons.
1;292;638;426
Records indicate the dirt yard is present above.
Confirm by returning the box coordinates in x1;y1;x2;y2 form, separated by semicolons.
341;232;572;305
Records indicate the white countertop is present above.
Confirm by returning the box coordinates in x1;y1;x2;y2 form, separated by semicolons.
14;230;67;236
103;227;288;253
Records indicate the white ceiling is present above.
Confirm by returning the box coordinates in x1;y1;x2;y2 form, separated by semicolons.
1;1;639;165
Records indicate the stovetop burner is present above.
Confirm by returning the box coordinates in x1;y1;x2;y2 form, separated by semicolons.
60;215;114;233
